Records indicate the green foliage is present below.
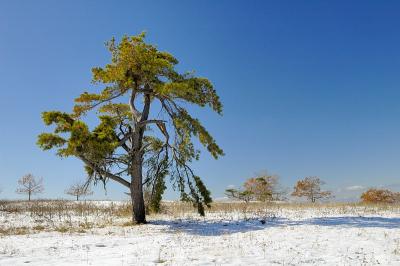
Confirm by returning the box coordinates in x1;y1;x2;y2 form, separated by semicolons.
148;159;168;213
156;75;222;114
38;112;118;161
37;133;66;150
174;110;224;159
193;175;212;216
225;188;254;203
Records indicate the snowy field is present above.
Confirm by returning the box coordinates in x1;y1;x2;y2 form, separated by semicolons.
1;201;400;265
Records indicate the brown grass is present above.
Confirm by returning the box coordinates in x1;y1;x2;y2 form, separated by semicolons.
0;199;399;236
160;201;400;216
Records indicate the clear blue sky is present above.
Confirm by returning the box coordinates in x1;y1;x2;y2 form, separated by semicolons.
1;1;400;201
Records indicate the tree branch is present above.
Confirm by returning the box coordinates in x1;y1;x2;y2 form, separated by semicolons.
78;155;131;188
137;119;166;127
129;89;141;122
80;89;127;111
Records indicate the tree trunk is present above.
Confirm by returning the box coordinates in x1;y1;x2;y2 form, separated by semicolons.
130;156;146;224
77;195;79;201
128;89;150;224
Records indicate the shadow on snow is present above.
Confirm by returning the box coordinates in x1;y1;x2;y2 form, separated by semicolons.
150;216;400;236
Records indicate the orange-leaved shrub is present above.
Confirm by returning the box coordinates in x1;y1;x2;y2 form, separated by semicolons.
360;188;400;204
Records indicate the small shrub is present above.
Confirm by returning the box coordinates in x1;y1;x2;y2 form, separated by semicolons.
360;189;400;204
33;225;46;231
55;226;69;233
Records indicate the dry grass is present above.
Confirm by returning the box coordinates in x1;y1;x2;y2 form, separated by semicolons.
161;201;400;216
0;200;131;217
0;199;399;236
0;200;132;235
0;226;30;236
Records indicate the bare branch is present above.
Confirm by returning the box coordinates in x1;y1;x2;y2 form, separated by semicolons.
16;174;44;201
78;155;131;188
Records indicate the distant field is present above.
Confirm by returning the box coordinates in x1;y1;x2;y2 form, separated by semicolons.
1;200;400;265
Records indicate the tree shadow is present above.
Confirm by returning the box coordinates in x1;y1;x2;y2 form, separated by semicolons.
151;219;267;236
150;216;400;236
303;216;400;229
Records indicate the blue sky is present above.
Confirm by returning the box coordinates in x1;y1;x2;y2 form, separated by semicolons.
1;1;400;201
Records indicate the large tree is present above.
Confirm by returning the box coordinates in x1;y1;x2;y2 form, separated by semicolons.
37;33;223;223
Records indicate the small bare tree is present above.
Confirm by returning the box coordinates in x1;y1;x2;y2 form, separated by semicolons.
16;174;44;201
291;176;332;203
65;181;93;201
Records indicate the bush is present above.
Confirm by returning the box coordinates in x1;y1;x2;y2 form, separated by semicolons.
360;189;400;204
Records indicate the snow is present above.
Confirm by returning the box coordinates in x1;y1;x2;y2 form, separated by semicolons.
1;203;400;265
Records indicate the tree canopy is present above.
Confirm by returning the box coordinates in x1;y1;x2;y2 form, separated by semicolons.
16;174;44;201
38;32;223;223
360;188;400;204
291;176;332;203
225;172;284;203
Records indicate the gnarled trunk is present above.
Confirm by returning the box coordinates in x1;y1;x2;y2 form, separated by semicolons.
129;90;150;224
130;155;146;224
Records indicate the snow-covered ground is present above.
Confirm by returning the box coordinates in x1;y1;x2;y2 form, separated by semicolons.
1;203;400;265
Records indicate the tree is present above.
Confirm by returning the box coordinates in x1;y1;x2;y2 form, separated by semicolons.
16;174;44;201
225;187;254;203
226;172;284;202
360;188;400;204
37;33;223;223
65;181;93;201
244;173;285;201
291;176;332;203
